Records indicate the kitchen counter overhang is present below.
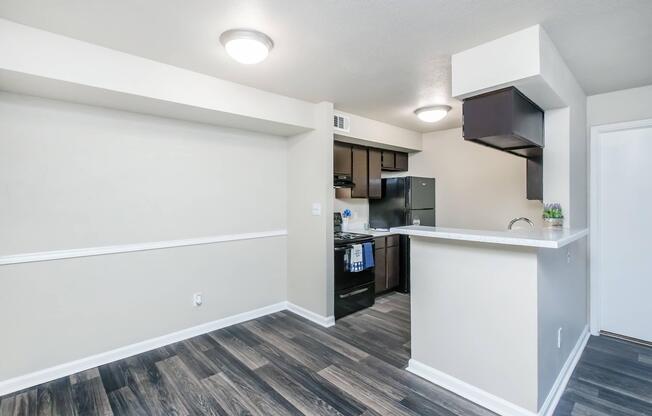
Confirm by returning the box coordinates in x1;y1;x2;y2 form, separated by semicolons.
390;225;588;249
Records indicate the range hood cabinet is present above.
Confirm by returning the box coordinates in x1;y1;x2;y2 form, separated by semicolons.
462;87;544;200
463;87;543;158
334;174;355;189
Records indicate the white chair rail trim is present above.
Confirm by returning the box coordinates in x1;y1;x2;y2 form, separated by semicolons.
0;229;288;266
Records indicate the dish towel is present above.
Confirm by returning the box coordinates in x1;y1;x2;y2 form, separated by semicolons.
349;244;364;272
362;242;375;269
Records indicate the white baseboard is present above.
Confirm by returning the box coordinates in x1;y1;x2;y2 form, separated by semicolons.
285;302;335;328
0;301;286;397
538;326;590;416
406;359;537;416
406;325;590;416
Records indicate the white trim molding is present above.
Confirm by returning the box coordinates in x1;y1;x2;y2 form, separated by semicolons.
0;229;287;266
285;302;335;328
407;326;590;416
589;118;652;335
0;301;287;397
406;360;537;416
538;326;590;416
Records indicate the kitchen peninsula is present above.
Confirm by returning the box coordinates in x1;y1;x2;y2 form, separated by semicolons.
391;225;589;415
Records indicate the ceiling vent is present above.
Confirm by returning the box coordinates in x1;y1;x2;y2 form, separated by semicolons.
333;114;350;133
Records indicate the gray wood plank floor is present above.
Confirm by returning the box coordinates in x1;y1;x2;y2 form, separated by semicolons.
554;334;652;416
1;293;496;415
1;293;649;415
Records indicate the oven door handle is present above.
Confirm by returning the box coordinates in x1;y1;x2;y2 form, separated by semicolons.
339;287;369;298
335;242;374;251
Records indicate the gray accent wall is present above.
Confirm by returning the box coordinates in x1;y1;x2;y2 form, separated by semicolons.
537;239;588;408
0;92;289;381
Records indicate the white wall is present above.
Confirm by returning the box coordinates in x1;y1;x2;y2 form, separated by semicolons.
539;28;588;230
0;92;288;381
588;84;652;126
287;102;335;317
587;85;652;337
0;18;314;136
452;25;541;99
334;110;422;152
407;128;542;230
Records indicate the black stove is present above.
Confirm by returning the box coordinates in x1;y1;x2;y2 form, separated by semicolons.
333;213;373;246
334;231;374;245
333;212;376;320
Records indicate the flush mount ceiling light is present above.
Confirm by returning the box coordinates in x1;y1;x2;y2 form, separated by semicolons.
414;105;452;123
219;29;274;64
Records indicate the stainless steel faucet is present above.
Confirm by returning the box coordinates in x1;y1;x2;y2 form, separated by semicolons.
508;217;534;230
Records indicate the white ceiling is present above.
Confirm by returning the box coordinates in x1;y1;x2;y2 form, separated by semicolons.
1;0;651;132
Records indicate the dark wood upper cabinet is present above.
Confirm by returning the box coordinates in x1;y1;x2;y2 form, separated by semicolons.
462;86;544;200
334;141;408;200
526;154;543;201
394;152;408;171
463;87;543;155
381;150;408;172
333;142;352;176
381;151;395;170
351;147;368;198
368;149;382;199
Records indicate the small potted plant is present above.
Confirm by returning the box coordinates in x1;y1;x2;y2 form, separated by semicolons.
543;203;564;228
342;209;352;231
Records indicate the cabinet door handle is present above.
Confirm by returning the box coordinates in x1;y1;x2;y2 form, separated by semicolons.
339;287;369;298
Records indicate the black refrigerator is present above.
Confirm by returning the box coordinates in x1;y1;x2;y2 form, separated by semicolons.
369;177;436;293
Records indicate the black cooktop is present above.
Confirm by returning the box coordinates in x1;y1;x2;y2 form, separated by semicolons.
334;231;374;246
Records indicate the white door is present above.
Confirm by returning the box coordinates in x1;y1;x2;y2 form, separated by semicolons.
596;123;652;343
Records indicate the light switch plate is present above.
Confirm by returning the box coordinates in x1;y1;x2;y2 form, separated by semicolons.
193;293;203;307
311;203;322;216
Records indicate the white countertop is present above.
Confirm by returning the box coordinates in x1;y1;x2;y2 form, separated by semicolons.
389;225;588;249
366;229;398;238
346;228;397;238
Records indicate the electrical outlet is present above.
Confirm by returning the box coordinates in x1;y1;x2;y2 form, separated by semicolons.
557;327;563;349
566;249;571;264
193;293;203;307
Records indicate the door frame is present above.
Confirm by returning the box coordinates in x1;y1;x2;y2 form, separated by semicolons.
590;118;652;336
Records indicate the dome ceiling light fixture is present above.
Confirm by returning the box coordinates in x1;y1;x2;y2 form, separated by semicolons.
219;29;274;65
414;105;452;123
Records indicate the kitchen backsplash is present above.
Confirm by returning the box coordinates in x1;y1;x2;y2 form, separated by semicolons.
333;197;369;230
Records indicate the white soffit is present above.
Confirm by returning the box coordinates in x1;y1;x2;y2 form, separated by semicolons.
452;25;578;110
0;19;315;136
